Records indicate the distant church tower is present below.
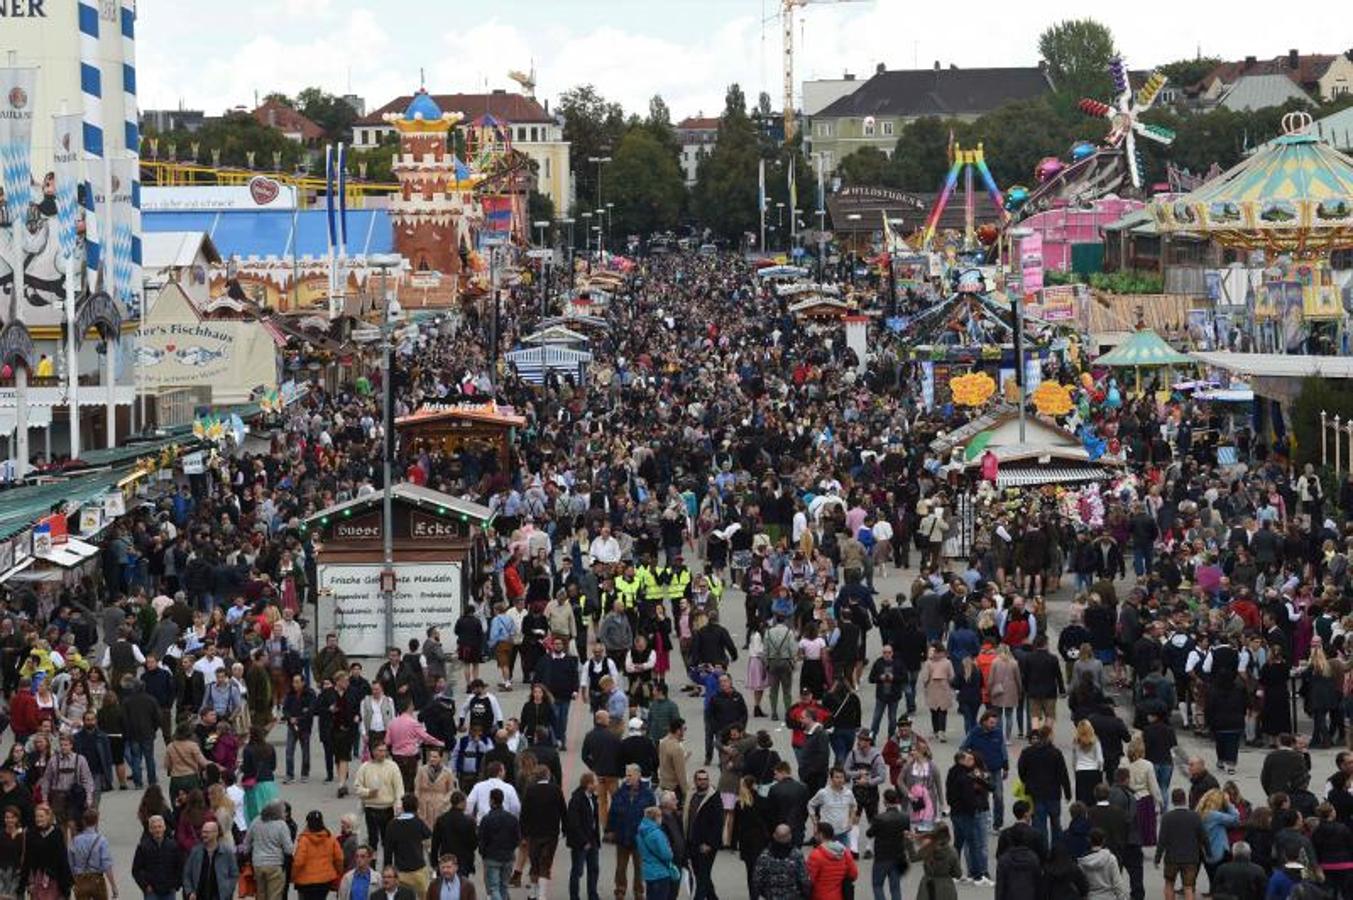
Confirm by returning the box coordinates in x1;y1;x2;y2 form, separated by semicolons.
386;89;472;276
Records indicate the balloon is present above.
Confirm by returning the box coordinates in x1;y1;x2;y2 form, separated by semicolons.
1035;157;1065;182
1070;141;1096;162
1079;371;1094;389
0;365;10;379
1004;185;1030;212
976;224;999;246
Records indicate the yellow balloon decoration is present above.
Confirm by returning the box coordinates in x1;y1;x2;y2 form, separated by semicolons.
1033;381;1075;416
950;372;997;407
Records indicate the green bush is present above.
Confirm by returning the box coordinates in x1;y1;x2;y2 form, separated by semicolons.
1088;270;1165;294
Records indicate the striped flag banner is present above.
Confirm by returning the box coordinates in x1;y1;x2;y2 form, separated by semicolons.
108;156;137;316
52;114;83;269
0;67;38;226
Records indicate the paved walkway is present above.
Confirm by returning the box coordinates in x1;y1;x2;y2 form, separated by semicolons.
93;562;1338;899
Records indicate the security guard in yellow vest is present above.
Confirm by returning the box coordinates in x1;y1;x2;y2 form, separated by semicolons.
666;557;693;606
635;558;660;606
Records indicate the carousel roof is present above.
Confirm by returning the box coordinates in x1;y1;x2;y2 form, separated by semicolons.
404;90;445;121
1092;329;1193;367
1152;111;1353;252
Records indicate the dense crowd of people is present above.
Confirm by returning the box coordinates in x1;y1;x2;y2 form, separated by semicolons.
2;250;1352;900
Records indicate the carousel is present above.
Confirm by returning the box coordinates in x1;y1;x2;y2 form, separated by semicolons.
1153;110;1353;353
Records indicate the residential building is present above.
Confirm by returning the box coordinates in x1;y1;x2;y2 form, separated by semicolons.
1218;74;1313;112
142;108;206;134
677;116;719;186
341;94;366;116
353;89;571;212
1194;50;1353;105
802;74;862;116
252;99;324;144
806;63;1052;172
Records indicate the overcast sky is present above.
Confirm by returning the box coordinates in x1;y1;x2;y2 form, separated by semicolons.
138;0;1351;119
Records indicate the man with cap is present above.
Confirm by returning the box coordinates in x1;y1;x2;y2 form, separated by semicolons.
619;717;659;780
844;729;888;855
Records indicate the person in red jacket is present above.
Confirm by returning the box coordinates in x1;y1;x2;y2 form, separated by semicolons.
9;678;38;743
807;821;859;900
786;689;829;751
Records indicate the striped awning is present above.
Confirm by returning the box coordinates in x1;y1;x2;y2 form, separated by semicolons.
995;466;1111;488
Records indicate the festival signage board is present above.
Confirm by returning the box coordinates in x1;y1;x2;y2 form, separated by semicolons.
317;561;463;657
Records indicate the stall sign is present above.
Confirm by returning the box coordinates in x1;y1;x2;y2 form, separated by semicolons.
317;562;463;657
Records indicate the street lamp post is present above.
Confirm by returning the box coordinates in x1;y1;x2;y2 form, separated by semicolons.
775;203;785;251
533;219;550;317
1009;226;1034;443
561;217;576;290
604;202;614;257
368;252;403;651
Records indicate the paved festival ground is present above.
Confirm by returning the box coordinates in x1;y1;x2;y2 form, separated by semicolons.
93;561;1339;899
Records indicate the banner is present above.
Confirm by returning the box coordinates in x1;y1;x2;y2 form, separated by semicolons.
337;142;348;250
51;113;82;270
757;158;765;213
1040;284;1078;321
108;155;136;317
1019;231;1044;296
324;143;336;253
0;67;37;226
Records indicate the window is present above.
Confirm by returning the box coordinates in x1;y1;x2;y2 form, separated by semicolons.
544;158;551;178
530;127;538;142
862;118;875;137
881;120;894;136
820;151;833;170
814;121;832;138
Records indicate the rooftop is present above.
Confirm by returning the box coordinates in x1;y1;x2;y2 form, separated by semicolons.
1201;52;1343;91
252;99;324;142
815;66;1052;119
677;116;720;131
357;91;553;127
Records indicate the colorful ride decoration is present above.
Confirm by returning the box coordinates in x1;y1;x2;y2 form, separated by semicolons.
1032;381;1074;416
1077;55;1176;189
950;371;997;407
921;143;1007;250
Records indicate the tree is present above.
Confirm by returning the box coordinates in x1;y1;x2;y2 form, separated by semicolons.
528;189;557;240
969;98;1079;188
295;87;358;143
692;84;762;241
644;94;680;161
887;117;965;191
558;85;627;213
607;127;686;237
152;112;304;171
1038;19;1117;101
757;91;774;117
1157;57;1223;91
262;91;293;108
349;133;397;183
836;145;892;187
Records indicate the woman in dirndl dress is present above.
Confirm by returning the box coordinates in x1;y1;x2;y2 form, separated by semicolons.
798;622;827;700
241;726;279;823
1126;738;1161;845
646;604;673;684
745;624;769;717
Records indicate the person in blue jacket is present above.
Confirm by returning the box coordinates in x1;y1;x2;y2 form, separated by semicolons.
961;709;1009;829
606;765;656;900
636;806;679;900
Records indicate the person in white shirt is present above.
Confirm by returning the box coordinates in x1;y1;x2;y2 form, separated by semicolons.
275;608;304;652
192;646;226;681
465;760;521;822
588;525;621;567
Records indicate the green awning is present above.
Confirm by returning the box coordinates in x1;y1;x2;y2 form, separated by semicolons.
1093;329;1193;367
964;430;995;461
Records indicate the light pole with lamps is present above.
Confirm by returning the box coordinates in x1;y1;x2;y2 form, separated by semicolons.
581;211;594;264
533;219;551;317
604;202;614;256
561;217;576;289
587;155;612;210
367;252;403;650
775;202;785;251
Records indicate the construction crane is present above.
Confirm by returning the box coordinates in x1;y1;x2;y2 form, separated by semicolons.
781;0;868;143
507;65;536;99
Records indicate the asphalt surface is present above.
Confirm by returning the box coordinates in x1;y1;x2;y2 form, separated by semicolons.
91;560;1341;899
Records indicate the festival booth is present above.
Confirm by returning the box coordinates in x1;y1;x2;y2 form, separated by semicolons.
138;283;282;406
305;484;494;657
395;402;526;474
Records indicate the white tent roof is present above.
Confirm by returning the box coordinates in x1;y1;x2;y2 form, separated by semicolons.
142;231;221;268
1191;352;1353;379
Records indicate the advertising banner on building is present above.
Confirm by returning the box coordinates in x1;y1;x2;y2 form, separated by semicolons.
1019;231;1044;296
317;561;463;657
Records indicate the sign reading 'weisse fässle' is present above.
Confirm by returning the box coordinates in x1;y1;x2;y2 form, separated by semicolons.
317;562;463;656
